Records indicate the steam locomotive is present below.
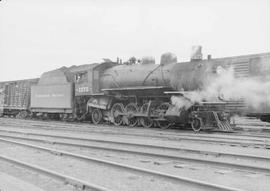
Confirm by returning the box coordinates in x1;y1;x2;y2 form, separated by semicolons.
1;47;269;131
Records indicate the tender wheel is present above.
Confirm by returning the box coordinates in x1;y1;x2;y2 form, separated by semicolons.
125;103;139;127
191;117;202;132
111;103;125;126
60;113;68;121
140;103;154;128
16;110;28;119
41;113;49;120
156;102;172;129
21;110;28;118
91;108;103;124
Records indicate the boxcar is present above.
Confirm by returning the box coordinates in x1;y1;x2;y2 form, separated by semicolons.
0;78;39;117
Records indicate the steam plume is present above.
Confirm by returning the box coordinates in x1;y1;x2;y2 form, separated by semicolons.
172;66;270;112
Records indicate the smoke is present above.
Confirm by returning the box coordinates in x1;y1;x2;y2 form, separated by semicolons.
203;67;270;109
171;95;193;110
171;66;270;111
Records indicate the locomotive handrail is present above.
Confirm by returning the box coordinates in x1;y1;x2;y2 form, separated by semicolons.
142;64;163;85
101;86;170;91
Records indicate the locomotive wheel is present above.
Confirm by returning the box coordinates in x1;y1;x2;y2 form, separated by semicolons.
191;117;202;132
125;103;139;127
91;108;103;124
140;103;154;128
111;103;125;126
156;102;172;129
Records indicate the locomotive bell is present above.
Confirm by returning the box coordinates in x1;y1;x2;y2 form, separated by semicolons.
160;52;177;66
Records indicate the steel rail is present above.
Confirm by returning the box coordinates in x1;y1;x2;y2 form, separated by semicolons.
0;127;269;149
0;138;242;191
0;117;268;141
1;120;270;145
0;154;111;191
228;132;270;140
0;129;270;160
0;131;270;162
0;130;270;162
3;116;270;136
0;124;269;148
0;133;270;175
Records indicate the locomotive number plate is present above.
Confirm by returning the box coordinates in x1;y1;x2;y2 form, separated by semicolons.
77;87;89;93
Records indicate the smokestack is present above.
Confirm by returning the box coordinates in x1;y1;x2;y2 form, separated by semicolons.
191;45;203;61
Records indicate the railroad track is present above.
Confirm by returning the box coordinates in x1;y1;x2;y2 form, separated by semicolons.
2;117;270;137
0;138;242;191
0;154;110;191
0;124;270;150
0;129;269;175
2;118;270;141
1;119;270;190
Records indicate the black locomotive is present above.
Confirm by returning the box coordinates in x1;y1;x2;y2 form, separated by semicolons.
1;48;270;131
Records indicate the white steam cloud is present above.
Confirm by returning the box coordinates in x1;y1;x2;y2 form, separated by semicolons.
204;67;270;109
171;96;193;110
171;66;270;112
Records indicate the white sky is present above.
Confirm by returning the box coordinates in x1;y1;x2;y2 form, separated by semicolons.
0;0;270;81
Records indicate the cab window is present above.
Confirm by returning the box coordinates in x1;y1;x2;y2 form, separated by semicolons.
75;72;87;83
